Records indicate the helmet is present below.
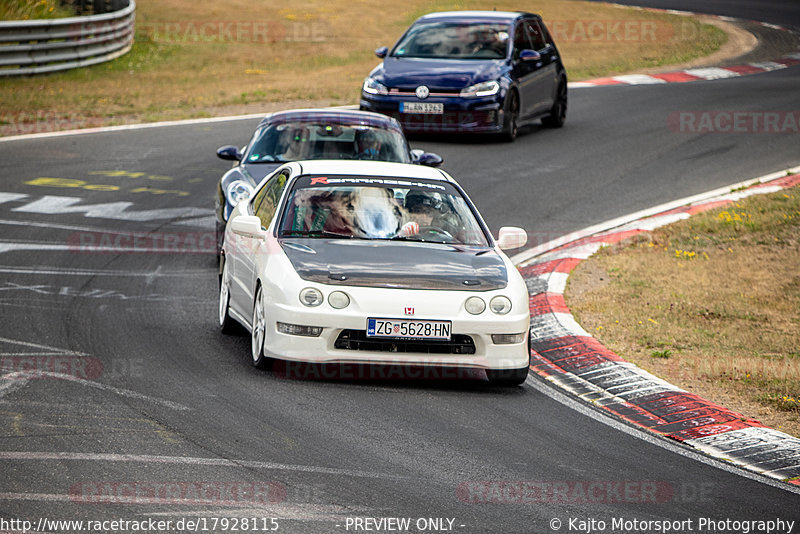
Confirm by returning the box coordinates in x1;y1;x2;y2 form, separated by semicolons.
404;191;440;213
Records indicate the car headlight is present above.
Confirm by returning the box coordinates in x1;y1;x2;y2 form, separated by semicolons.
465;296;486;315
299;288;324;307
226;181;254;205
460;80;500;97
363;77;389;95
328;291;350;309
490;296;512;315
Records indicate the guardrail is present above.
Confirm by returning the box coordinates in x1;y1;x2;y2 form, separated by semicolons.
0;0;135;77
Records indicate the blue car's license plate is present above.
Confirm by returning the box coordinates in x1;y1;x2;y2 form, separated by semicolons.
400;102;444;114
367;318;451;340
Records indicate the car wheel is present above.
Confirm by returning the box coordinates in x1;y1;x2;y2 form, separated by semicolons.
542;78;567;128
501;90;519;142
218;256;239;335
251;285;272;369
486;366;529;386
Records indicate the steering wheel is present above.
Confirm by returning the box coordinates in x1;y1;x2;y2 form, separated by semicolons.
417;226;454;241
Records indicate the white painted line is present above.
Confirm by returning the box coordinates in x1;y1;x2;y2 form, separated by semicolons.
0;336;88;356
612;74;667;85
529;271;570;294
0;113;265;143
0;217;137;233
611;212;690;233
0;451;407;480
684;67;741;80
0;242;134;254
760;23;788;31
0;105;360;143
748;61;789;71
0;242;212;255
1;371;190;411
512;165;800;266
0;265;206;278
567;81;599;89
0;352;82;357
0;375;28;399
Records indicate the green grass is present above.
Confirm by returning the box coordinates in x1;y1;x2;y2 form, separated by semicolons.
0;0;74;19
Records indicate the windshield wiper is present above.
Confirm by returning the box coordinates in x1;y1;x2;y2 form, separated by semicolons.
283;230;354;239
251;155;288;163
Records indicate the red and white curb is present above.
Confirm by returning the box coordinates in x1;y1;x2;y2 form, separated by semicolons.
515;167;800;485
569;6;800;88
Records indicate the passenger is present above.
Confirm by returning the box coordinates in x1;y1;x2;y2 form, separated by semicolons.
281;126;311;161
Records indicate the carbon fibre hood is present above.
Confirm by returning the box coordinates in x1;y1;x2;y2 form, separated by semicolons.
280;238;507;291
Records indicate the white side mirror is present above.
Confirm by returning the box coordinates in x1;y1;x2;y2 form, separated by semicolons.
230;215;265;239
497;227;527;250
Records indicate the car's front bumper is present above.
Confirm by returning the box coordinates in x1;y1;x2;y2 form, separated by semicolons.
360;93;505;134
259;285;530;372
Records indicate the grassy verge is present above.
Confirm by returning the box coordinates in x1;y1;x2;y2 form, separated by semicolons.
566;184;800;437
0;0;74;20
0;0;725;134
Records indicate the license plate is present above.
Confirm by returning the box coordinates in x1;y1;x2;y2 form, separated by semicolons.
367;318;451;340
400;102;444;114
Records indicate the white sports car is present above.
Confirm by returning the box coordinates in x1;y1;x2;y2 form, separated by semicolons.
218;160;531;385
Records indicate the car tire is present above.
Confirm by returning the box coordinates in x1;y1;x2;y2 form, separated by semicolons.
486;366;529;386
251;285;273;369
542;77;567;128
218;256;239;335
501;90;519;142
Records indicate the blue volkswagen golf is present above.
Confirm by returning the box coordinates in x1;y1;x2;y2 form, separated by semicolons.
359;11;567;141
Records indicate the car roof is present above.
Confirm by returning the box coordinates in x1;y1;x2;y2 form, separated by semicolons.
416;11;531;23
258;108;403;131
291;160;452;182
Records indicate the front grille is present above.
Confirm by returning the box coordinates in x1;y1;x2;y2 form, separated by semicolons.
388;111;497;131
334;330;476;355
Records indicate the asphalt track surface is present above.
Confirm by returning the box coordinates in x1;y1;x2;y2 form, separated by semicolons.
1;2;799;533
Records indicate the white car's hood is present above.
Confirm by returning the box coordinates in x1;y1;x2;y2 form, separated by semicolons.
280;238;508;291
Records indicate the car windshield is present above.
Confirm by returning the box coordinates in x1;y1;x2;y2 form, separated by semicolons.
244;122;410;164
279;175;490;246
392;21;510;60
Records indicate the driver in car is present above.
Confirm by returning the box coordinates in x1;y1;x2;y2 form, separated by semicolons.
355;129;382;160
398;190;441;237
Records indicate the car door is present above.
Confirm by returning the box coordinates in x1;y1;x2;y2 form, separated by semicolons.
229;169;289;320
510;19;538;119
526;18;559;114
